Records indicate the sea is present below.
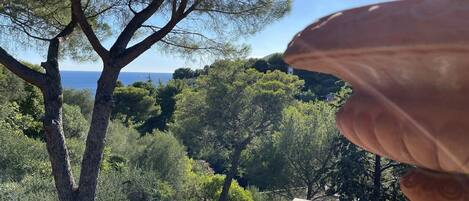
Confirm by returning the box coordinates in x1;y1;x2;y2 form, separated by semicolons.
61;71;172;92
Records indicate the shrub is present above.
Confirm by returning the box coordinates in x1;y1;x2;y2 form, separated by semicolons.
0;175;57;201
181;173;254;201
0;124;49;182
63;89;94;118
96;169;174;201
132;131;189;188
63;103;89;138
105;121;141;158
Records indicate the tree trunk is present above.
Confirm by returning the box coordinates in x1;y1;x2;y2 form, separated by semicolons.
219;147;243;201
77;65;120;201
42;64;77;201
372;155;382;201
306;183;314;200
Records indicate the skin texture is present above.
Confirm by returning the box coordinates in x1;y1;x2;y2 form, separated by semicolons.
284;0;469;200
400;168;469;201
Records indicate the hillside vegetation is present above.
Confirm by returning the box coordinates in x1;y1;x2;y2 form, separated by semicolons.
0;56;407;201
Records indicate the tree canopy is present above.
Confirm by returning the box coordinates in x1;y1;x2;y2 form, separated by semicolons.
275;101;338;200
172;60;303;201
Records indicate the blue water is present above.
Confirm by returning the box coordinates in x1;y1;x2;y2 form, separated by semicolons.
61;71;172;91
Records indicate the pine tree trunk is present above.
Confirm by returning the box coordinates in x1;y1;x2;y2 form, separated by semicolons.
77;65;120;201
42;65;77;201
372;155;382;201
219;147;243;201
306;183;314;200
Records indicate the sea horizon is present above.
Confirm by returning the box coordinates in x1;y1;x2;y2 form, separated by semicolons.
61;70;175;73
60;70;172;92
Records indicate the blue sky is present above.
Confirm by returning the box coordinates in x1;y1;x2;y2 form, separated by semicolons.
16;0;388;73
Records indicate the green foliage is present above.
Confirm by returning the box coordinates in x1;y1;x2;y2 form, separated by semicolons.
106;121;141;158
0;175;57;201
0;0;111;61
248;53;288;73
0;58;407;201
96;168;175;201
139;79;187;133
112;86;160;126
275;101;338;199
330;83;353;108
132;131;189;187
172;59;304;195
0;65;44;138
62;104;89;138
65;138;86;168
148;1;292;59
173;68;199;80
0;122;49;182
183;173;253;201
132;80;157;97
210;175;253;201
247;53;343;100
0;102;41;136
63;89;94;118
0;66;26;104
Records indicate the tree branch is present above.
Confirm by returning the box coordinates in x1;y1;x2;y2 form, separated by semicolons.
42;20;77;74
194;6;264;15
380;163;401;172
0;47;46;87
71;0;109;60
7;15;51;42
110;0;165;54
127;0;137;14
116;0;200;67
86;3;117;19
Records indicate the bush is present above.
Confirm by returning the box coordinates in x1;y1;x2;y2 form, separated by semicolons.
182;173;254;201
66;138;86;168
0;124;49;182
96;169;174;201
0;175;57;201
132;131;189;188
63;89;94;118
63;104;89;138
106;121;141;158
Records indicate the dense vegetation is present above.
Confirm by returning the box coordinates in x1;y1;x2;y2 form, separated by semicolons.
0;55;407;201
0;1;293;200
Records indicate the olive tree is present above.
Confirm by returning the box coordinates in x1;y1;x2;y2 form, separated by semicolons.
0;0;291;200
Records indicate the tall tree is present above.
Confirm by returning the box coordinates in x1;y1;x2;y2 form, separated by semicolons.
68;1;291;200
172;60;303;201
275;101;338;200
1;1;291;200
0;1;112;200
139;79;187;133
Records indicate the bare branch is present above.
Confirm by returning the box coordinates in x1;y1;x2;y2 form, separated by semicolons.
71;0;110;60
117;0;200;67
86;3;118;19
128;0;137;14
110;0;165;54
194;6;264;15
160;38;221;51
55;20;77;39
380;162;401;172
7;15;51;41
